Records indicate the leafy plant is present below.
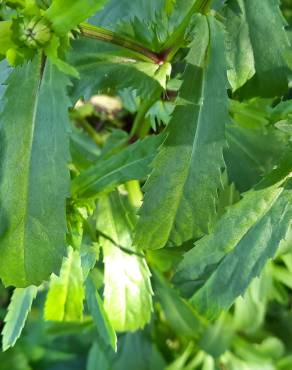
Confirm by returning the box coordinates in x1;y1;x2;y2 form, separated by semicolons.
0;0;292;368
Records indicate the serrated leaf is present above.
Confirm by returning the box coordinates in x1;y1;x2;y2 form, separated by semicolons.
134;15;229;250
45;247;85;322
72;134;164;199
85;276;117;351
174;154;292;320
0;55;70;287
91;0;165;27
2;286;37;351
97;191;153;332
45;0;108;35
69;38;170;101
225;0;291;97
90;0;197;51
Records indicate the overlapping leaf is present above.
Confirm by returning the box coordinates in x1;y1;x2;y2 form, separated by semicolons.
90;0;201;52
0;55;70;287
97;191;153;332
153;269;205;338
134;15;229;250
72;134;164;199
224;0;291;97
45;0;108;35
45;247;85;322
225;122;288;192
85;276;117;350
69;38;170;102
174;153;292;320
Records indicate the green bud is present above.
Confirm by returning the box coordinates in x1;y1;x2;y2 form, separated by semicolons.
14;16;52;48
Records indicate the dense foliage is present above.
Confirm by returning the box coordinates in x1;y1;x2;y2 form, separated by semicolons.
0;0;292;369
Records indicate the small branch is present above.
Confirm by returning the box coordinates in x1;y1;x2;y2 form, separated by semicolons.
77;118;104;147
79;23;163;64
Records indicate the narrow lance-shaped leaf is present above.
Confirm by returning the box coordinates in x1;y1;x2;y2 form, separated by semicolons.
2;286;38;351
45;247;85;322
0;55;70;287
134;15;229;250
85;276;117;351
174;152;292;320
72;134;164;199
45;0;108;35
225;0;291;97
97;191;153;332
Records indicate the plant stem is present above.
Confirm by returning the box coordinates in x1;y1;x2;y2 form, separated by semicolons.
79;23;162;64
77;118;104;147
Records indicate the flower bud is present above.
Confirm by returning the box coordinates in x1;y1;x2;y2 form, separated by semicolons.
16;16;52;48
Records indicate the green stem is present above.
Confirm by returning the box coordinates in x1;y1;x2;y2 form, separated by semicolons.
77;118;104;147
79;23;162;64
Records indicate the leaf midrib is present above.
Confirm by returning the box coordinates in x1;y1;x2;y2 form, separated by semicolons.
164;27;210;242
23;58;46;282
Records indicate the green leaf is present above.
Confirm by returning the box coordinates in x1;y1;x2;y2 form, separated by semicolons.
69;38;170;101
199;313;234;358
87;342;112;370
134;15;229;250
45;247;85;322
112;332;166;370
2;286;37;351
0;55;70;287
225;0;291;97
233;266;272;333
90;0;199;51
174;155;292;320
44;35;79;78
225;120;288;192
0;60;9;103
85;276;117;350
45;0;108;35
97;191;153;332
0;21;14;55
90;0;165;27
153;269;206;338
72;134;164;199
